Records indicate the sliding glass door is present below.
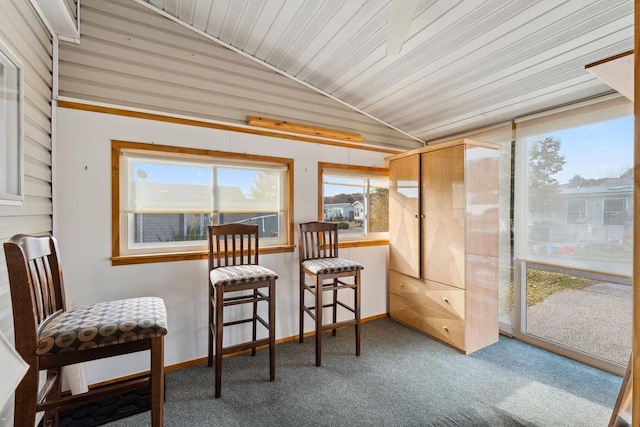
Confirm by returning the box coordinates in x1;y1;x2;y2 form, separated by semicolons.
514;96;633;372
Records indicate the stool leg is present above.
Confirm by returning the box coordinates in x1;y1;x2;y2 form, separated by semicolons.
269;279;276;381
215;287;224;398
208;283;214;367
252;288;258;357
150;336;165;427
299;267;305;343
355;270;361;357
315;276;323;367
14;359;38;427
332;279;338;336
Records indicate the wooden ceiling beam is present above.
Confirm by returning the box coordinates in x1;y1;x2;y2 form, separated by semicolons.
247;115;365;142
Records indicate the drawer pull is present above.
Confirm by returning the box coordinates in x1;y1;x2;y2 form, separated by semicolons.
442;326;448;331
400;283;404;287
442;297;449;303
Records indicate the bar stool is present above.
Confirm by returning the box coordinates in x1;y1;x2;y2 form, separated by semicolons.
298;221;363;366
207;224;277;398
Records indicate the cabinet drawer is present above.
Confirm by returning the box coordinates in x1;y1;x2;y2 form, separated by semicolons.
389;270;465;319
389;293;465;351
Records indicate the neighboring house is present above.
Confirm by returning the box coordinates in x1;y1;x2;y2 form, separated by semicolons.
530;180;633;249
352;201;364;222
324;203;354;221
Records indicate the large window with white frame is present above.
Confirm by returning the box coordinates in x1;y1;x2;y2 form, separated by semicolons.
319;163;389;241
113;141;293;262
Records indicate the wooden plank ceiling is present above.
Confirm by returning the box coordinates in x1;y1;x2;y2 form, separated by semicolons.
140;0;633;143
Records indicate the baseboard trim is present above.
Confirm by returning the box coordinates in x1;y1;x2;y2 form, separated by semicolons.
84;313;390;389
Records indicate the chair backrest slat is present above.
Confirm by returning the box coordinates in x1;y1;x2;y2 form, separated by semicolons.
298;222;339;263
208;224;260;269
4;235;66;355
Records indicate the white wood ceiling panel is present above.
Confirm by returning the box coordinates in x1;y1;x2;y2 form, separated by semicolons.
139;0;634;145
191;0;212;30
377;13;633;126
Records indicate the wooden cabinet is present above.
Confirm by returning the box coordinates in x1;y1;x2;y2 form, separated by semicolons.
387;138;499;354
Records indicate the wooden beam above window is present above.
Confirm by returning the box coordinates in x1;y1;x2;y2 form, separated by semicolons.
247;116;366;142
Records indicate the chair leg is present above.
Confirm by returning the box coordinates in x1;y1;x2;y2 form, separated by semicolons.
150;336;165;427
299;267;305;343
43;368;62;425
355;270;361;357
14;361;38;427
215;287;224;398
208;283;214;367
269;279;276;381
315;276;323;367
332;280;338;336
252;288;258;357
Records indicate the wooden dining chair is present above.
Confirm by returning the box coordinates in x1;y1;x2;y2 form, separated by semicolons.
3;234;168;427
298;221;363;366
207;224;277;398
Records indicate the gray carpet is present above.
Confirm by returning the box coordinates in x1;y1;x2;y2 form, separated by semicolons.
105;317;622;426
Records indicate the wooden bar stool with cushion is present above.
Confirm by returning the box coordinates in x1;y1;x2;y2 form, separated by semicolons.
3;234;168;427
207;224;277;398
298;221;364;366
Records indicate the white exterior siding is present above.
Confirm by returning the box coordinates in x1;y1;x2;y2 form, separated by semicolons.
0;0;53;425
57;0;420;150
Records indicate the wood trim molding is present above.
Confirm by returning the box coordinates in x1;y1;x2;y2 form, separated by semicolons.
57;100;401;154
84;313;391;389
247;115;365;142
110;139;295;266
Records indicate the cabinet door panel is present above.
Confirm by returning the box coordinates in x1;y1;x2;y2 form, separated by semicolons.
422;146;465;288
389;156;420;277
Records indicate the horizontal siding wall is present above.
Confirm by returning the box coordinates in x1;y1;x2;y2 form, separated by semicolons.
58;0;420;150
0;0;52;425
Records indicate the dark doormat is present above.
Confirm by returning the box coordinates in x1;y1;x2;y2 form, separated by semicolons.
39;386;150;427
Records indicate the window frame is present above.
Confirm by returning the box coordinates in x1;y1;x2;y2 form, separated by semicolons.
111;140;294;265
317;162;389;247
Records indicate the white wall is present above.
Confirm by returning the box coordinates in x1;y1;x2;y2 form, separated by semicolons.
55;107;389;385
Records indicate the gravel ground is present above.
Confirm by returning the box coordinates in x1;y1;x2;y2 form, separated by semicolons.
526;282;632;365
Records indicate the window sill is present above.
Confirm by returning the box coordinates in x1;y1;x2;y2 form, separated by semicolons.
338;239;389;249
111;245;296;266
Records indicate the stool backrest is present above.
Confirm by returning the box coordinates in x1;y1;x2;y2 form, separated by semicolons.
4;235;67;356
298;221;339;263
208;224;260;270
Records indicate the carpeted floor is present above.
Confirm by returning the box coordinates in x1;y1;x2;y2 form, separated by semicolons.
99;317;622;426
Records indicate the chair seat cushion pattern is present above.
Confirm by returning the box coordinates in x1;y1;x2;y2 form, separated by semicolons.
211;265;278;287
36;297;168;355
302;258;364;275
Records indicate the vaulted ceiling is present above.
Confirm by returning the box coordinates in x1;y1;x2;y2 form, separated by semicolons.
138;0;633;142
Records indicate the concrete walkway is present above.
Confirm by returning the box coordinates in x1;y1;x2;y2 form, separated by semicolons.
526;282;632;365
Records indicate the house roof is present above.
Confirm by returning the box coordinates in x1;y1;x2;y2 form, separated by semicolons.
138;0;632;143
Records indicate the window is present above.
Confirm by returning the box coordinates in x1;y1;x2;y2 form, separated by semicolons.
0;38;22;206
319;163;389;242
566;199;586;224
603;198;627;226
113;141;293;263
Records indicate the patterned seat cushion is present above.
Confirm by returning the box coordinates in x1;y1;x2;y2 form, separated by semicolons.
37;297;168;355
210;265;278;287
302;258;364;275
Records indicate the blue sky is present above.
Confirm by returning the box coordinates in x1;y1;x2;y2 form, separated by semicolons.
549;115;633;184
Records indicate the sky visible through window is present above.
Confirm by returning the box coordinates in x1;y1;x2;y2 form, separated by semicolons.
134;162;261;197
549;115;633;184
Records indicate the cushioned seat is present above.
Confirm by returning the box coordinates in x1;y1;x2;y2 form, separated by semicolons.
301;258;363;275
37;297;168;355
210;265;278;287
